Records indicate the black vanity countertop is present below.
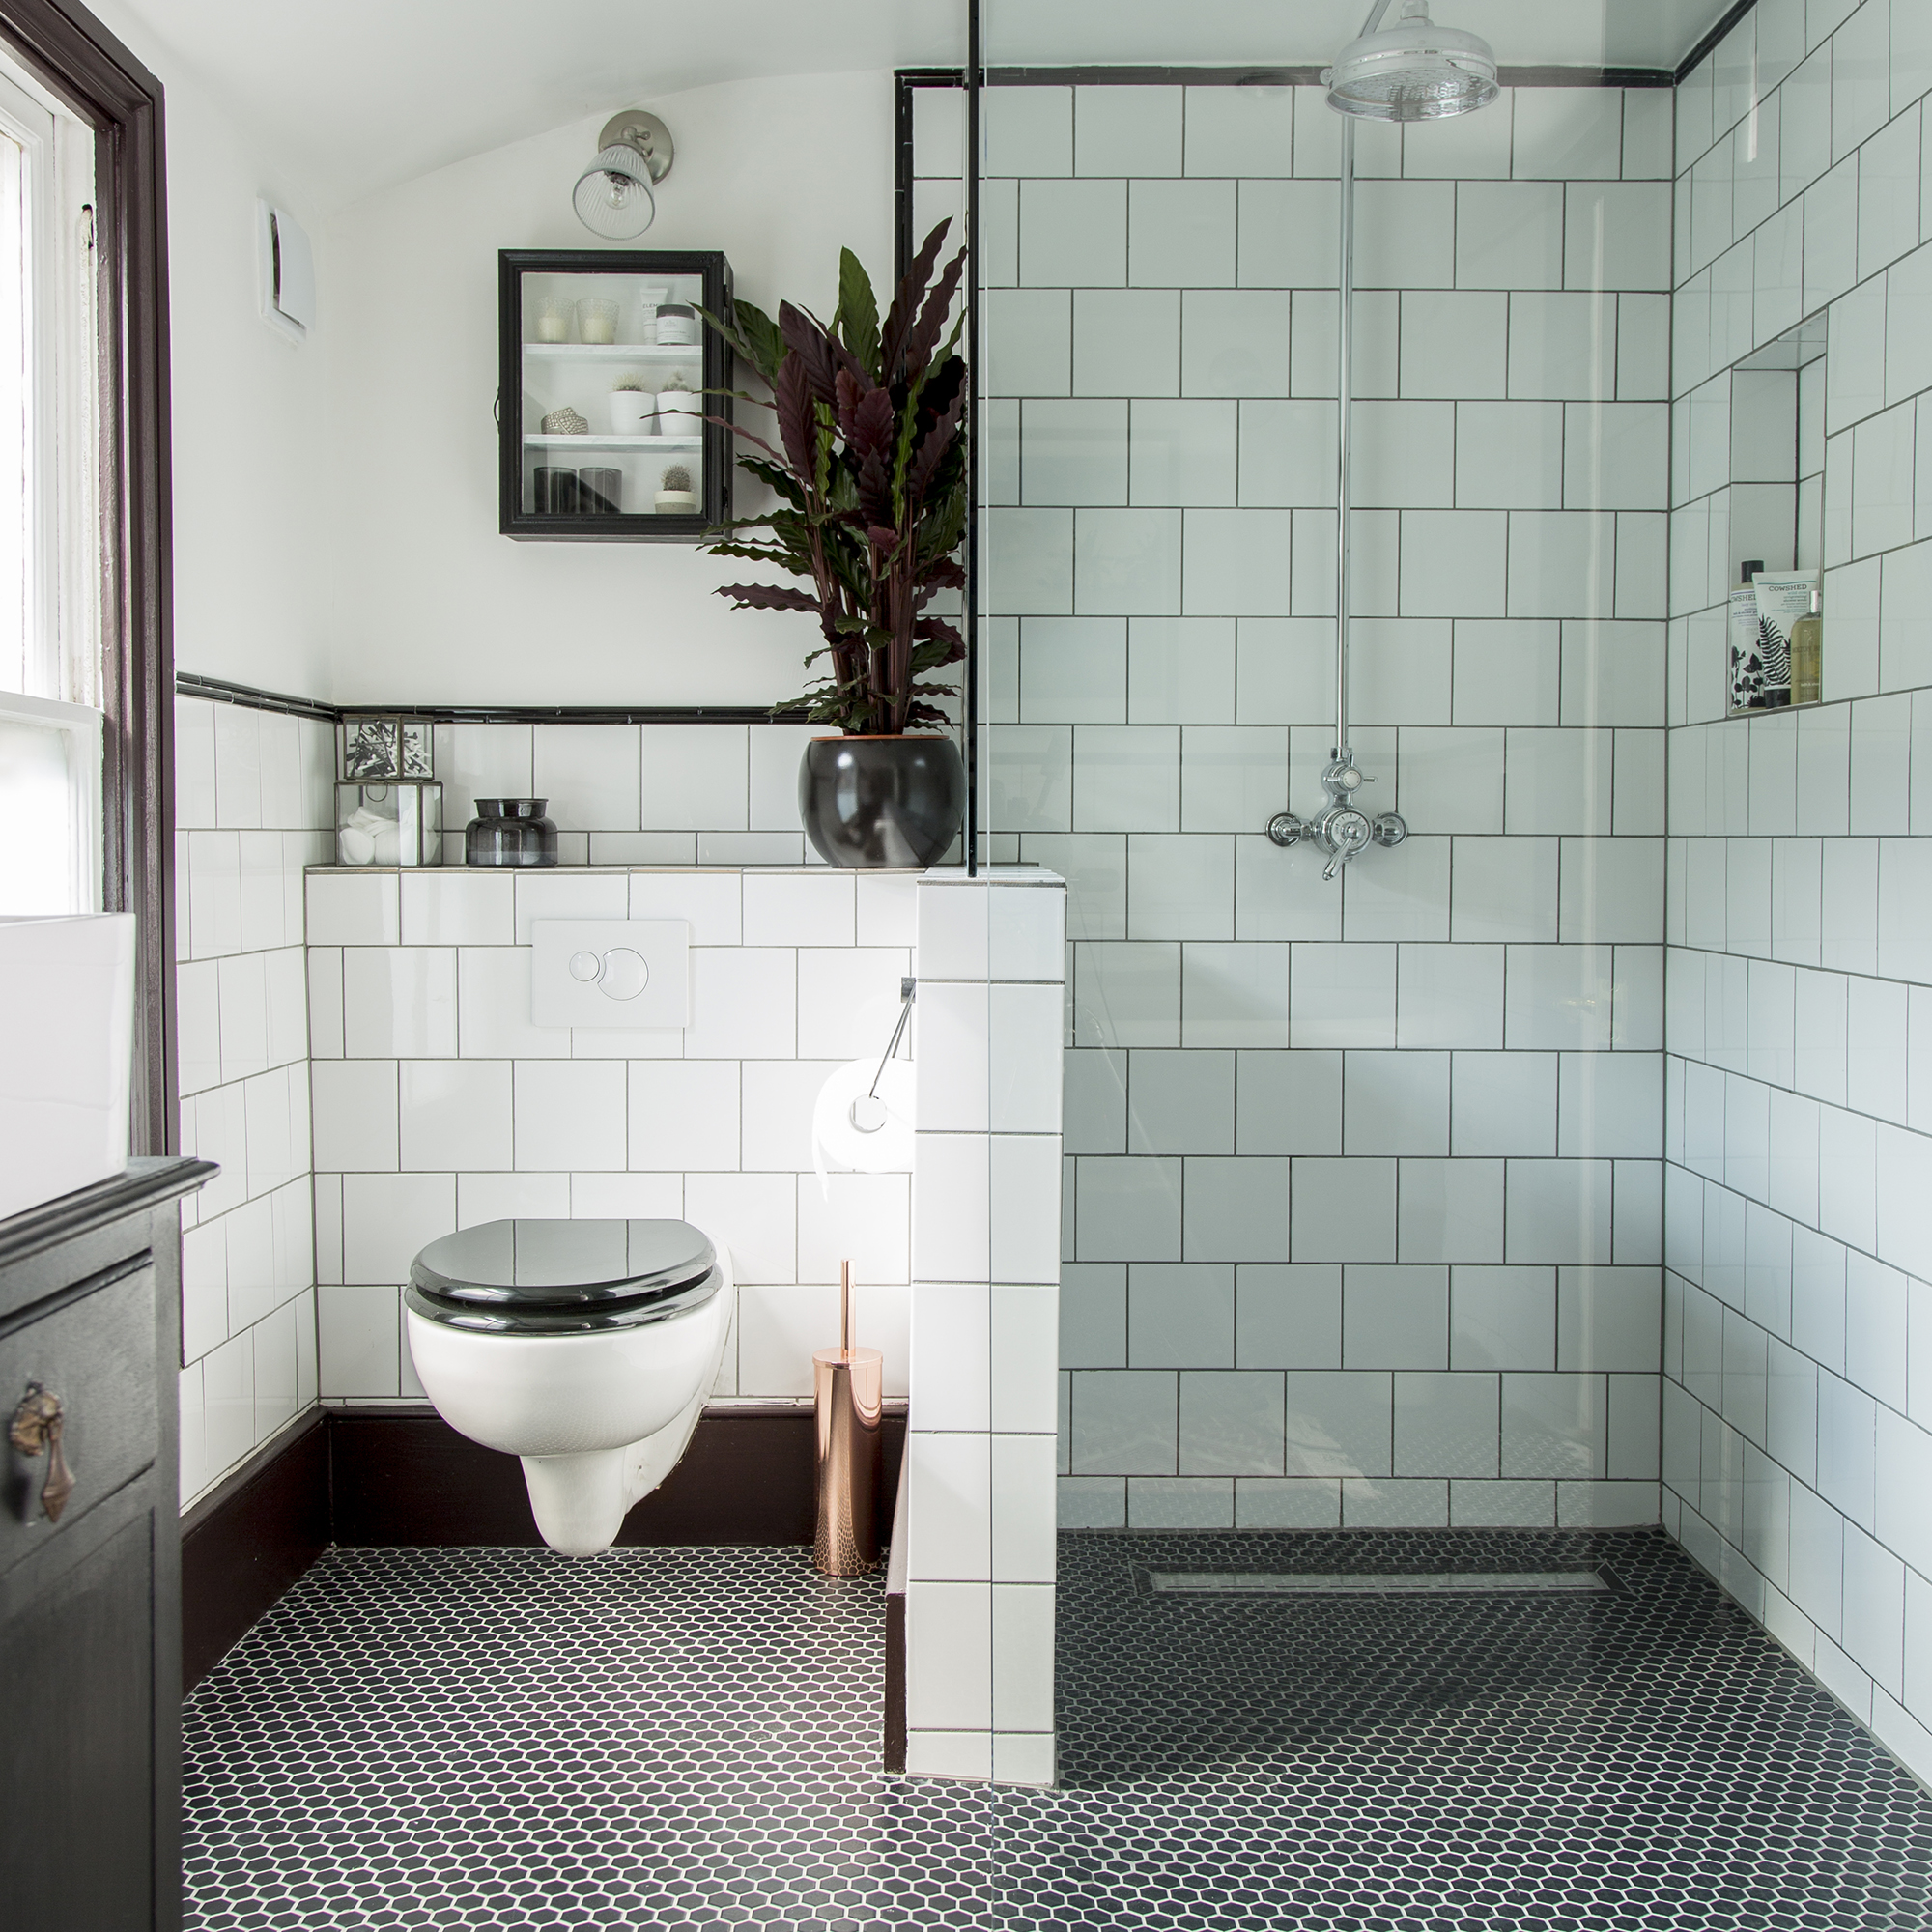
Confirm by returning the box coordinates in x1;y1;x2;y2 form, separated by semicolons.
0;1156;218;1272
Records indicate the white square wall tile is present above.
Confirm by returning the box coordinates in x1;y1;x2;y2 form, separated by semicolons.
799;950;909;1062
340;1174;456;1286
684;949;797;1060
531;724;641;831
311;1059;398;1173
685;1172;797;1287
906;1581;993;1732
991;1135;1062;1286
637;725;749;832
734;1282;839;1396
400;872;514;947
914;1133;992;1284
629;870;744;946
628;1059;740;1172
742;872;856;948
514;1061;627;1172
992;1435;1060;1583
318;1284;400;1399
342;947;457;1059
908;1432;993;1582
398;1060;512;1173
306;873;399;947
917;982;990;1135
913;1281;991;1432
991;984;1065;1135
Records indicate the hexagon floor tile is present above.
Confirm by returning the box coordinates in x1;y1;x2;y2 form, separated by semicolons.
183;1529;1932;1928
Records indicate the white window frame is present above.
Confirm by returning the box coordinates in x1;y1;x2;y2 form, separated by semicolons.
0;687;102;912
0;48;101;919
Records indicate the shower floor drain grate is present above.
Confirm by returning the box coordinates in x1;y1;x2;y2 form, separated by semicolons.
1135;1566;1621;1598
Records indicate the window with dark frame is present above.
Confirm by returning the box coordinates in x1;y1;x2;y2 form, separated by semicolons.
0;0;175;1155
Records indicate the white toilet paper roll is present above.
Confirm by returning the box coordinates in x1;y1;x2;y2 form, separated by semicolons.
812;1057;916;1195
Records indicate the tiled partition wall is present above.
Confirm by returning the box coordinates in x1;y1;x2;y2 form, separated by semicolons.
905;871;1067;1786
1662;0;1932;1786
173;694;335;1507
304;864;922;1403
951;76;1677;1531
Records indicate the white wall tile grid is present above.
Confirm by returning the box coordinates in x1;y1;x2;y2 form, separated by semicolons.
904;870;1067;1786
1662;0;1932;1796
303;864;929;1414
938;79;1674;1536
173;694;337;1510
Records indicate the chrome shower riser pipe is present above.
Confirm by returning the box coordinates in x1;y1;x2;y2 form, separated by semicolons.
1335;113;1355;768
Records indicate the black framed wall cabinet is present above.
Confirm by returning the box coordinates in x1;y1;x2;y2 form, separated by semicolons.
499;248;734;542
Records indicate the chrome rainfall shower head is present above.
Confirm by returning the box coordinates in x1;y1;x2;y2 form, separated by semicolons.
1322;0;1500;122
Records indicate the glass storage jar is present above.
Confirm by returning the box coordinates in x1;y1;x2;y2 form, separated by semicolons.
465;798;558;867
336;781;442;866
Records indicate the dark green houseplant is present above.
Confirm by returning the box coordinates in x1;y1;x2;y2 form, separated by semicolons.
700;220;969;867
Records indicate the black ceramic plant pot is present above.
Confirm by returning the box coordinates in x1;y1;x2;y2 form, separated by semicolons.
798;735;966;868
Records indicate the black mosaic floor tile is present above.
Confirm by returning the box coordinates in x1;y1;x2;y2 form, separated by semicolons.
183;1530;1932;1929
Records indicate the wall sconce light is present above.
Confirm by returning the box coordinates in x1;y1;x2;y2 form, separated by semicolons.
573;111;674;240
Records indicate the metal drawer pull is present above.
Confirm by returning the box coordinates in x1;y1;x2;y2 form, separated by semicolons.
10;1382;76;1523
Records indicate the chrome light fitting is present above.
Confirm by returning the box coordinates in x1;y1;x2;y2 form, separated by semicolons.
1268;0;1497;879
1322;0;1499;122
573;110;674;240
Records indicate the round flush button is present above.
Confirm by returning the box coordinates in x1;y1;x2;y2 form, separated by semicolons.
568;950;601;981
600;948;650;1000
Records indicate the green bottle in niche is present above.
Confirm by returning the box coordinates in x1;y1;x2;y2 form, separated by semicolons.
1789;583;1823;705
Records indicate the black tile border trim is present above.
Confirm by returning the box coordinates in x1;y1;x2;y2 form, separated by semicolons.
174;671;810;727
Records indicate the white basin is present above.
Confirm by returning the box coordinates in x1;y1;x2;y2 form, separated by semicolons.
0;913;136;1222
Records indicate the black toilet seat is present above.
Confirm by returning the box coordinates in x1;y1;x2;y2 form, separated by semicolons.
406;1218;724;1335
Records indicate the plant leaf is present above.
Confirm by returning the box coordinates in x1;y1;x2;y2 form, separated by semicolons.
715;582;821;613
879;219;950;378
837;248;882;383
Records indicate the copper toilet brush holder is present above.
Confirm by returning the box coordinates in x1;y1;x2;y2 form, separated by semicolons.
812;1262;883;1576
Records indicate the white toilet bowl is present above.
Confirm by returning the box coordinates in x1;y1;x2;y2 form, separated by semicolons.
404;1218;734;1556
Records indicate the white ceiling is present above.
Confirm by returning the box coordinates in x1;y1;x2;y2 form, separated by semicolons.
96;0;1738;213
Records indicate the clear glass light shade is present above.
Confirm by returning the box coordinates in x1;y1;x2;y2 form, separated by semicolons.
1322;1;1499;121
572;146;657;240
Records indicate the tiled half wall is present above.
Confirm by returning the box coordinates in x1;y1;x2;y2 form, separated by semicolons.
304;864;923;1405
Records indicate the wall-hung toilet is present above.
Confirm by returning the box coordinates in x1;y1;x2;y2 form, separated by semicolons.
405;1218;733;1557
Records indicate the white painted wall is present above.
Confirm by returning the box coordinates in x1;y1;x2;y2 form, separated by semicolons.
317;71;897;707
85;2;338;697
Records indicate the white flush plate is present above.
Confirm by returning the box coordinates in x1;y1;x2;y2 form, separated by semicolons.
531;920;690;1029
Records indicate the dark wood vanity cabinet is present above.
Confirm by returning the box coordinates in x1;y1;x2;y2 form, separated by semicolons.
0;1157;213;1932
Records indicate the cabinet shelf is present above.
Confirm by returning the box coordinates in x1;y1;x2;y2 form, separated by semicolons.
523;434;703;449
522;341;704;360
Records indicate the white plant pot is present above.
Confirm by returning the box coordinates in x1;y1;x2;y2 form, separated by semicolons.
655;490;698;514
608;391;657;436
657;392;699;438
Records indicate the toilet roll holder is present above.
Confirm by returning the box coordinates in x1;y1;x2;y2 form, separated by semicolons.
849;978;915;1135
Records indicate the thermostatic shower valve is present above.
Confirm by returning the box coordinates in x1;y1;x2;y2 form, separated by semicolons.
1264;751;1406;880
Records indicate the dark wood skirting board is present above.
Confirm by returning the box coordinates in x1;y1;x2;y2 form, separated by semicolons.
883;1454;910;1775
180;1410;328;1692
182;1403;907;1692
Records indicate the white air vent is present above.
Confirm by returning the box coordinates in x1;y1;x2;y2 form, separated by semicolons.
256;198;314;343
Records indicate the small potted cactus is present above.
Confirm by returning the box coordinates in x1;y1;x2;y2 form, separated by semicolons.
655;464;697;514
656;371;700;438
608;374;655;436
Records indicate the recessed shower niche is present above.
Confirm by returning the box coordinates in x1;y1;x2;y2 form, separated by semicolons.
1711;310;1828;715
